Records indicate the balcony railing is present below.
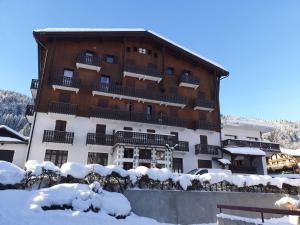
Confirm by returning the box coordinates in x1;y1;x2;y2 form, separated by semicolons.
194;99;215;110
48;102;78;115
195;121;218;131
90;107;187;128
230;165;257;174
114;131;178;147
195;144;220;155
124;64;162;78
31;79;39;89
86;133;113;146
51;74;80;89
222;139;280;151
42;130;74;144
180;74;200;85
76;52;101;66
175;141;189;152
25;105;35;116
93;83;187;106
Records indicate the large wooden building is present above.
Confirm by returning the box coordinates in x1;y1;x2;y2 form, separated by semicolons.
26;28;229;172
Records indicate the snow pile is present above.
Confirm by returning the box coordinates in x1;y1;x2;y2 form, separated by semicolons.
25;160;59;176
30;182;131;217
275;196;299;209
0;160;25;185
61;162;89;179
131;166;173;182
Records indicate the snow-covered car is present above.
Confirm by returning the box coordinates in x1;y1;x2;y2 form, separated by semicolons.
187;168;232;176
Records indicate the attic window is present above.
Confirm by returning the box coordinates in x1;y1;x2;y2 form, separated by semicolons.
138;48;147;54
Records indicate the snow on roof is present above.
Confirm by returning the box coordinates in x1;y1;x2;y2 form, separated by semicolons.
281;148;300;157
218;158;231;165
0;137;25;143
33;28;227;72
0;125;28;142
224;147;266;156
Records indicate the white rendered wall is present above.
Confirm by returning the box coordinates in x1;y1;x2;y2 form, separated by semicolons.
0;143;27;168
28;112;222;172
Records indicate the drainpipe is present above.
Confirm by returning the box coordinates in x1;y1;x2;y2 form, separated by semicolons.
26;38;48;161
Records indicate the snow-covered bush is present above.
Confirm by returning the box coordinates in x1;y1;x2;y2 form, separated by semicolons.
0;160;25;188
30;182;131;218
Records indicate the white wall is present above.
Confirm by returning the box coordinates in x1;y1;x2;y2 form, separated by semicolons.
0;143;27;168
28;112;222;172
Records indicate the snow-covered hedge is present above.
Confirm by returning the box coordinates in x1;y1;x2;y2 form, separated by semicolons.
1;160;300;194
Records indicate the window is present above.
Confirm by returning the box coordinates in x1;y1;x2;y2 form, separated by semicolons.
146;105;152;115
96;124;106;134
124;127;133;131
148;49;152;55
123;162;133;170
166;67;174;76
154;53;158;58
55;120;66;131
63;69;74;78
200;135;208;145
156;150;165;160
147;129;155;133
124;148;134;158
85;51;94;57
59;93;70;103
100;75;110;84
173;158;183;173
138;48;146;54
44;150;68;167
127;104;133;112
0;150;14;163
104;55;117;64
183;70;191;76
87;152;108;166
98;99;108;108
198;160;212;168
126;47;131;52
139;149;152;160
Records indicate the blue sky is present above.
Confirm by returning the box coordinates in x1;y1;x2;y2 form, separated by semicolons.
0;0;299;121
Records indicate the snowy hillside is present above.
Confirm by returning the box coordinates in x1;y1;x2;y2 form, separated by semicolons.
0;89;31;135
222;115;300;149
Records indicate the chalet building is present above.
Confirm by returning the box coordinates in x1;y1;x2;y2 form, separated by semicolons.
0;125;28;167
25;28;229;172
220;120;281;174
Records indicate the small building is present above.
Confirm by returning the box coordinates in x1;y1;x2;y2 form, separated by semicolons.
220;119;281;175
0;125;28;168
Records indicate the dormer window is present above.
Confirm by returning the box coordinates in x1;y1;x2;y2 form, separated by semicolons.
63;69;74;78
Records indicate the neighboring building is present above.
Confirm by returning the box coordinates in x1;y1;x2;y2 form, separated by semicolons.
25;28;229;172
220;119;281;174
0;125;28;167
267;148;300;173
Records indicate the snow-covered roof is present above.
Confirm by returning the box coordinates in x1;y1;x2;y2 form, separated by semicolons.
223;147;266;156
33;28;228;74
217;158;231;165
281;148;300;157
0;125;28;143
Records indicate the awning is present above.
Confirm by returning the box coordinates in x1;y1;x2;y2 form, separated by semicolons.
217;158;231;165
223;147;266;156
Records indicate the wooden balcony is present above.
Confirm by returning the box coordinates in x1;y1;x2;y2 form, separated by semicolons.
195;121;218;131
76;52;101;72
114;131;178;147
174;141;189;152
195;144;220;155
222;139;280;152
30;79;39;98
25;104;35;123
48;102;78;116
51;74;80;93
90;107;187;128
179;74;199;89
42;130;74;144
123;64;163;82
86;133;113;146
92;83;187;108
194;99;215;112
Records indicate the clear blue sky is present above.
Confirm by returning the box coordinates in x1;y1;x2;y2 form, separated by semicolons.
0;0;299;121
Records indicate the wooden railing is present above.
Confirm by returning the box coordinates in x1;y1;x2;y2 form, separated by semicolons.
86;133;113;146
195;144;220;155
194;99;215;109
195;121;218;131
31;79;39;89
51;74;80;89
25;104;35;116
175;141;189;152
93;83;187;105
222;139;280;151
180;73;199;85
76;52;101;66
42;130;74;144
48;102;78;115
217;204;300;223
124;64;162;78
90;107;187;128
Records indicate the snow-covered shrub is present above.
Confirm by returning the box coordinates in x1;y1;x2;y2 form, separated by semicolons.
0;160;25;189
275;196;299;209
